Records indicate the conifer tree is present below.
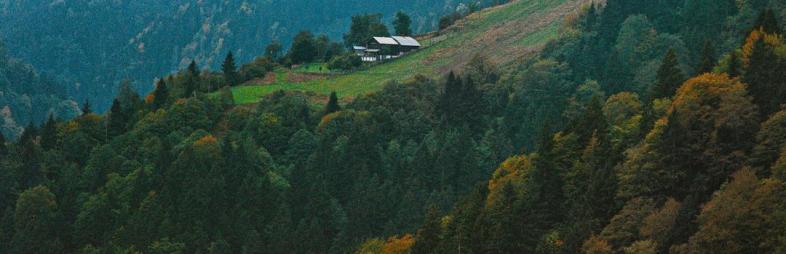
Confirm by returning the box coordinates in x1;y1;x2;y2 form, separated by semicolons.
185;60;199;97
753;9;782;35
39;114;57;150
324;92;341;116
81;99;92;115
697;40;716;74
152;79;169;111
393;11;412;36
107;98;127;137
0;132;7;156
19;122;38;145
744;37;782;117
650;49;685;100
222;51;238;87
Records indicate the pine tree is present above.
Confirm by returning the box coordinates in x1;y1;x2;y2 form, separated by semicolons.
152;79;169;111
324;92;341;116
650;49;685;100
745;37;782;117
697;40;716;74
222;51;238;87
107;98;127;137
185;60;199;97
753;9;782;35
0;132;7;156
39;114;57;150
81;99;92;115
19;122;38;145
393;11;412;36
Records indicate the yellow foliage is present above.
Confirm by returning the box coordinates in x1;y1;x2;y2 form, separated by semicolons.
582;235;613;254
382;234;414;254
194;135;218;147
486;155;531;206
742;29;784;66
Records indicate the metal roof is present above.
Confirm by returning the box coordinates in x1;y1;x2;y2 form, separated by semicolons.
353;46;367;50
392;36;421;47
372;36;399;45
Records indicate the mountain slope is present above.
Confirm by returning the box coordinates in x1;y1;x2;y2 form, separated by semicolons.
0;0;491;111
231;0;589;104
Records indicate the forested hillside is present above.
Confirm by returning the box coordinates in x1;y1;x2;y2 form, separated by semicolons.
1;0;786;254
0;0;500;112
0;41;79;140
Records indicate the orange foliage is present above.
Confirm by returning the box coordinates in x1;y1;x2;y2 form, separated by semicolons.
382;234;414;254
582;235;613;254
194;135;218;146
742;29;783;66
145;93;155;104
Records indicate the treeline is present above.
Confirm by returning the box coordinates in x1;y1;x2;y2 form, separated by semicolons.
365;0;786;253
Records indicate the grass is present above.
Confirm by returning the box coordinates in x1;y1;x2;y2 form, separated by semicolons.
225;0;574;105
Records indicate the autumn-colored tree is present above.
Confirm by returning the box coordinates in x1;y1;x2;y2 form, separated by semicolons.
686;168;786;253
582;235;612;254
743;30;785;117
383;234;415;254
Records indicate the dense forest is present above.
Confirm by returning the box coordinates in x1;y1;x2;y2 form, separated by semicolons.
1;0;786;253
0;0;505;113
0;41;80;141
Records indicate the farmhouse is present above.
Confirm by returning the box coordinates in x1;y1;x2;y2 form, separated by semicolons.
358;36;421;62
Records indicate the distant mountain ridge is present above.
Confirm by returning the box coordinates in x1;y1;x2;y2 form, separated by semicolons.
0;0;486;111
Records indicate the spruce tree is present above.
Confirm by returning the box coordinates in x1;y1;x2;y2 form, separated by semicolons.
185;60;199;97
745;38;782;117
222;51;238;87
650;49;685;100
393;11;412;36
81;99;92;115
697;40;716;74
324;92;341;116
753;9;781;35
0;132;7;156
152;79;169;111
107;99;127;137
39;114;57;150
19;122;38;145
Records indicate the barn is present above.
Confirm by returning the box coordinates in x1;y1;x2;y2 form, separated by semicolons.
360;36;421;62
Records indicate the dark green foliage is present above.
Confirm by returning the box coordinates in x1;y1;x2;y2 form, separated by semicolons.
107;99;128;137
324;92;341;116
744;37;786;118
394;11;413;36
650;49;685;100
697;40;716;74
222;51;239;86
184;60;199;97
239;57;275;82
289;31;317;64
327;53;362;70
754;8;782;35
39;114;58;150
344;14;390;47
81;99;92;115
412;206;441;254
265;41;283;61
728;51;741;77
151;79;170;111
